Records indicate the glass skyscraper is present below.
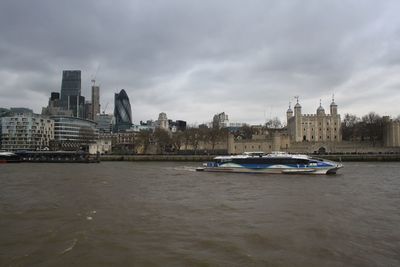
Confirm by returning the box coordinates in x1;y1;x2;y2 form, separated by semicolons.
114;89;132;132
60;70;82;115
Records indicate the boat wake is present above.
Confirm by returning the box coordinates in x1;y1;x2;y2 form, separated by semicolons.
172;166;198;172
60;238;78;254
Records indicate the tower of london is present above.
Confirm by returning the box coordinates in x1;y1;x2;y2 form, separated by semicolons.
287;97;342;143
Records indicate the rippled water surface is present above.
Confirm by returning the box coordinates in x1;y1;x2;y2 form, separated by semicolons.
1;162;400;266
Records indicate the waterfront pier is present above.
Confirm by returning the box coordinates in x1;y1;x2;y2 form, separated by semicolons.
15;151;99;163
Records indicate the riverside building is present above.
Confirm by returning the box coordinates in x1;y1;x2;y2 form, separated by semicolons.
51;116;98;151
0;113;54;151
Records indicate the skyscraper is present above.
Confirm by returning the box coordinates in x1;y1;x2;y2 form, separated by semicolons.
114;89;132;132
60;70;82;115
91;85;100;120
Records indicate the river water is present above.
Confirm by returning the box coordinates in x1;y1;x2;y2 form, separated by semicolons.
0;162;399;266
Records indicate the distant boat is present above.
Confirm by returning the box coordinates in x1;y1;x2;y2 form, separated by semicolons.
196;151;343;175
0;152;21;163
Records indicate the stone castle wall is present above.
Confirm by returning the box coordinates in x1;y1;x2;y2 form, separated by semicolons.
384;119;400;147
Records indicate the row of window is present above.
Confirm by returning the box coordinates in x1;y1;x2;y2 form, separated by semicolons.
301;122;338;126
303;128;337;132
218;158;311;165
304;135;337;140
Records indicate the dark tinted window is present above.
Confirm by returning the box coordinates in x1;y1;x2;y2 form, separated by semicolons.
232;158;309;165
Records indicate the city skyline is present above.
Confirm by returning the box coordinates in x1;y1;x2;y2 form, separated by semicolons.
1;0;400;124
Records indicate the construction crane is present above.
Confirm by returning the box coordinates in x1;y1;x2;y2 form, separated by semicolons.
102;102;109;114
91;64;101;87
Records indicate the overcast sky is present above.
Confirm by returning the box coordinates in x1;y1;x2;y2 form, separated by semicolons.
1;0;399;125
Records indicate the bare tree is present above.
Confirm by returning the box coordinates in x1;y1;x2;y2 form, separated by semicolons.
342;113;361;141
204;127;228;153
183;128;191;151
171;131;184;154
187;128;201;154
238;125;254;140
265;117;282;129
361;112;383;145
153;128;171;154
136;129;152;154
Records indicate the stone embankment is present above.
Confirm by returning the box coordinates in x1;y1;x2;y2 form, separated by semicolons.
319;154;400;162
101;155;214;162
100;154;400;162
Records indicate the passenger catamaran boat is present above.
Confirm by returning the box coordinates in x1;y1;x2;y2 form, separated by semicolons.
0;151;21;163
197;152;343;175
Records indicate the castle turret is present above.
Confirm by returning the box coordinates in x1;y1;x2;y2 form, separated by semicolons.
317;99;325;116
294;97;301;117
294;97;302;142
286;102;293;122
330;95;337;115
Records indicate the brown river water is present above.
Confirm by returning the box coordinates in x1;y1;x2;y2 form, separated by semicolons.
0;162;399;266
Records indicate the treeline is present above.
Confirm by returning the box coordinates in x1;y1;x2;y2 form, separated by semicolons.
342;112;399;144
133;118;284;154
135;127;229;154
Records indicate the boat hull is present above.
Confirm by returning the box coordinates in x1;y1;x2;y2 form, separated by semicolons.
0;159;21;163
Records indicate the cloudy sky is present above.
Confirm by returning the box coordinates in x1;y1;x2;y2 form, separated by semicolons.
1;0;400;125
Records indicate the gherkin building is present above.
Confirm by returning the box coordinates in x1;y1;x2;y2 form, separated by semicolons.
114;89;132;132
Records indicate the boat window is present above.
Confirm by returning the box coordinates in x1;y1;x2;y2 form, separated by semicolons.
231;158;309;165
310;157;324;162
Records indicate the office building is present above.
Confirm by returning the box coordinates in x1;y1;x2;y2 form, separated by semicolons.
60;70;83;117
213;112;229;128
84;101;92;120
51;116;98;151
9;107;34;115
95;113;114;133
168;119;187;132
42;92;73;117
156;112;169;130
114;89;132;132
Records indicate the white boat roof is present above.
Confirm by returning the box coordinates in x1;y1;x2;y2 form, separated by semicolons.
215;152;310;160
0;151;17;156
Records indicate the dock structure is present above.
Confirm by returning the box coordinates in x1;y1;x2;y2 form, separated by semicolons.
15;151;99;163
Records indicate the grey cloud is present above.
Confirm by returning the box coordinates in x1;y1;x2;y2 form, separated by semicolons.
1;0;400;124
